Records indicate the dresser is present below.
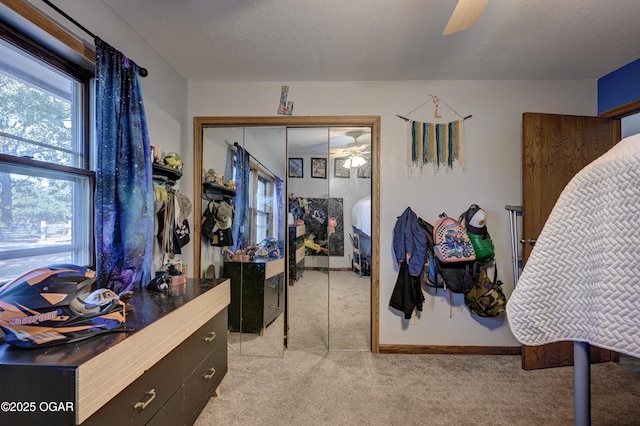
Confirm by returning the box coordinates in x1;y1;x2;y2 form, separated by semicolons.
0;278;230;426
223;258;285;335
288;224;305;283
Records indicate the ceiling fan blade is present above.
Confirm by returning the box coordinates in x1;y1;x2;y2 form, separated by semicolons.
443;0;489;36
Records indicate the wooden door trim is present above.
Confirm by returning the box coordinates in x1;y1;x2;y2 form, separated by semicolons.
193;116;381;354
599;98;640;119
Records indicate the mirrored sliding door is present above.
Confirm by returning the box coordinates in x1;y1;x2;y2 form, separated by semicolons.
194;116;380;356
328;127;371;351
287;128;330;351
286;127;371;351
200;126;286;357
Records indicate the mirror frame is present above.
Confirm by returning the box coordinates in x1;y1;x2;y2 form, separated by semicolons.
194;116;380;353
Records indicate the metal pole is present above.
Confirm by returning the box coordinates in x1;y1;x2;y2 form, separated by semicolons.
574;341;591;426
505;205;522;287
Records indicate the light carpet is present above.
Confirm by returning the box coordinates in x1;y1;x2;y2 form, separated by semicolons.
195;350;640;426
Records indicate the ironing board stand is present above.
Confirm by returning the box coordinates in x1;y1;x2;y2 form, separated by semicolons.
574;341;591;426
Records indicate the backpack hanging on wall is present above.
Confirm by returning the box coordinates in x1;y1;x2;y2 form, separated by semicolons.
433;213;476;263
459;204;495;265
464;265;506;317
420;214;477;294
417;217;443;289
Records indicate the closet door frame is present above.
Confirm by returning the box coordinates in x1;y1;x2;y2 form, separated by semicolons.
194;115;381;353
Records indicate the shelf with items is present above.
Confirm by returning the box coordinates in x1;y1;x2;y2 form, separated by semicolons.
152;163;183;185
202;181;236;201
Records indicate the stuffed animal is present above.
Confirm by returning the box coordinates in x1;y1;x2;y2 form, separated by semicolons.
163;152;183;170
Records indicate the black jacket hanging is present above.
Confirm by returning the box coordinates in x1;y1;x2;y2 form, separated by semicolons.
389;261;425;320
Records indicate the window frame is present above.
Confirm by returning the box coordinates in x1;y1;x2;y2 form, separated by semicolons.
0;17;95;280
248;161;275;245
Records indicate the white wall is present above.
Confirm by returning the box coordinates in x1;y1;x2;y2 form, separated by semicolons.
28;0;191;277
24;1;600;347
189;80;597;347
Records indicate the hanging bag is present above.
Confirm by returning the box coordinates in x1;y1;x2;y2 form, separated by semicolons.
464;265;506;317
459;204;495;265
424;214;477;294
433;213;476;263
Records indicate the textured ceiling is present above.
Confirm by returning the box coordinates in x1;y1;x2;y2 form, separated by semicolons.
102;0;640;82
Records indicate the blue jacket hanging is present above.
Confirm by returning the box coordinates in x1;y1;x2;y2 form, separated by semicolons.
390;207;427;319
392;207;427;276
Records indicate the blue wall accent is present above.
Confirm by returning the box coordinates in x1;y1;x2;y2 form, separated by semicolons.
598;58;640;114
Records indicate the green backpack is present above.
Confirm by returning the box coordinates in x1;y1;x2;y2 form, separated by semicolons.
459;204;495;265
464;267;506;317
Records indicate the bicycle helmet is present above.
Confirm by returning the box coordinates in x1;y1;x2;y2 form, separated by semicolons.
0;264;129;349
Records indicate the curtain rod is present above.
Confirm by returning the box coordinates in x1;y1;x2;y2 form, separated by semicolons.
233;142;279;180
41;0;148;77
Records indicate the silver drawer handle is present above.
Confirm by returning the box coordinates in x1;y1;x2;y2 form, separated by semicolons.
270;304;276;309
203;331;216;343
269;283;276;289
133;389;156;412
203;367;216;380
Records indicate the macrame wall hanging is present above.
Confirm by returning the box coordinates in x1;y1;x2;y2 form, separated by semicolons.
397;95;472;174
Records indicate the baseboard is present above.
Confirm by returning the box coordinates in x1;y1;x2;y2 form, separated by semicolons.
378;344;522;355
303;267;353;272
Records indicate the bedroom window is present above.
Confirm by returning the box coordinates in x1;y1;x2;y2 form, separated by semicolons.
250;167;274;244
0;29;92;285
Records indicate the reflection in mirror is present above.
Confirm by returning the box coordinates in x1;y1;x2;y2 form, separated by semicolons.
195;116;379;356
201;126;286;357
328;127;371;351
286;127;371;351
287;128;330;351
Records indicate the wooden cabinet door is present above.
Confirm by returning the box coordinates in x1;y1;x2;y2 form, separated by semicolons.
521;112;619;370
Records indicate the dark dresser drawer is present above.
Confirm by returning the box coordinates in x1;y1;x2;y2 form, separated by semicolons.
146;385;185;426
184;308;228;376
184;345;228;424
263;274;282;323
83;338;184;426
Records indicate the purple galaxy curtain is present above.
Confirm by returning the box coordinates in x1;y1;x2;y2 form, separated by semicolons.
230;145;250;252
275;175;284;243
94;38;154;293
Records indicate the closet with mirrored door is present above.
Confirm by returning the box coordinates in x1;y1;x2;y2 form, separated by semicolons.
194;116;380;357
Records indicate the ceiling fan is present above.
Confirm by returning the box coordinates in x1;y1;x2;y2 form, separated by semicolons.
339;131;370;168
443;0;489;36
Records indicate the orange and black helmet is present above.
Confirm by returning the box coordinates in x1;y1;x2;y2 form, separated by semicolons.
0;264;129;349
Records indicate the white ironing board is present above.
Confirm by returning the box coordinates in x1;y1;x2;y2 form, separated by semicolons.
507;134;640;426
